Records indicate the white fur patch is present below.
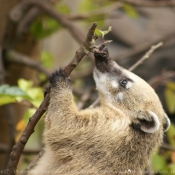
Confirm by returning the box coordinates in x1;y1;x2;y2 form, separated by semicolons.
111;80;118;88
164;114;171;132
93;68;107;93
116;92;123;102
126;81;132;89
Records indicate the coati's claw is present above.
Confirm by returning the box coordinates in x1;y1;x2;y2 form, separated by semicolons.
49;68;71;87
44;84;51;97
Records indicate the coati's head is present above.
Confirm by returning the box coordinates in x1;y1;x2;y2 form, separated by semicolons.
93;48;170;134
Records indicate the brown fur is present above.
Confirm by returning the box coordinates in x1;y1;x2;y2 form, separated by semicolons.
29;60;170;175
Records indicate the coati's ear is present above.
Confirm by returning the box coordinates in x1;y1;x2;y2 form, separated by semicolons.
163;114;170;132
131;110;160;133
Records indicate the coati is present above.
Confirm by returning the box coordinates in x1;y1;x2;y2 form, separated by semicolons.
29;47;170;175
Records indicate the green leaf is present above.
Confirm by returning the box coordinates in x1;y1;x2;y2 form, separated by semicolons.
166;82;175;91
167;123;175;146
56;2;70;14
95;25;112;39
23;109;36;125
151;153;166;172
0;96;16;106
27;87;43;99
122;4;139;18
0;84;28;97
30;17;62;40
27;88;43;107
165;85;175;114
79;0;96;13
5;86;27;97
169;164;175;173
18;79;33;91
40;51;54;68
0;84;9;94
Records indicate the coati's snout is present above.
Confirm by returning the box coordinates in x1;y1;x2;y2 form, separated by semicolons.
94;47;121;74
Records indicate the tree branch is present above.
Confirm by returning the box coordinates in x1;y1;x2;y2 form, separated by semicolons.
128;42;163;71
22;149;44;175
121;0;175;6
6;50;51;78
6;22;98;175
9;0;84;44
68;2;123;21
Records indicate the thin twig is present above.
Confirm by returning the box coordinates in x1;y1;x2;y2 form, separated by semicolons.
9;0;84;44
149;70;175;89
90;42;163;108
116;31;175;65
22;149;45;175
68;2;123;21
0;143;40;154
121;0;175;6
17;7;41;35
128;42;163;71
161;143;175;152
6;22;98;175
6;50;51;78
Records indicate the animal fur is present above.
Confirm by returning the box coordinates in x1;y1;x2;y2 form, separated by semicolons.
29;54;170;175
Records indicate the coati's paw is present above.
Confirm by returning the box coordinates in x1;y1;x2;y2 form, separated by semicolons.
44;84;51;97
49;69;71;88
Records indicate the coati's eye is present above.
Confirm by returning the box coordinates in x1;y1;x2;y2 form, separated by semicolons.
120;79;127;87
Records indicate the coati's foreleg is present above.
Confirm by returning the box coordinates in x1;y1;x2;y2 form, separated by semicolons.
44;69;78;130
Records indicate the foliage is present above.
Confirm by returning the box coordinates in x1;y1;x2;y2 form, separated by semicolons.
1;0;174;174
30;1;70;39
165;82;175;114
95;25;112;40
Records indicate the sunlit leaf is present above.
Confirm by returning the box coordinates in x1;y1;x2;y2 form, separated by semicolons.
95;25;112;39
41;51;54;68
27;88;43;107
18;79;33;91
15;119;26;142
23;109;36;125
151;153;166;172
16;119;26;131
27;87;43;99
122;4;139;18
0;96;16;105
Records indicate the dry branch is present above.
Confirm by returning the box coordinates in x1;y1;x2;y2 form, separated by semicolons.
6;50;51;78
6;22;98;175
22;149;44;175
129;42;163;71
9;0;84;44
121;0;175;6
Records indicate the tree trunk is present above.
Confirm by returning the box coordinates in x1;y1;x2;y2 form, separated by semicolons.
0;0;40;171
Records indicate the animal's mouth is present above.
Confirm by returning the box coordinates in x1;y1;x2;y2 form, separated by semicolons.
94;47;121;74
94;47;113;73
